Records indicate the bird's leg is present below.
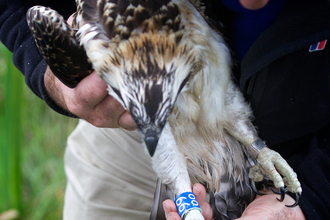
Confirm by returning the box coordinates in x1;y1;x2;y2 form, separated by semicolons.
223;82;302;206
151;123;203;220
229;126;302;206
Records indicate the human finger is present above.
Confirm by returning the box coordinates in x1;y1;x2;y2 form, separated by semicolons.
193;183;213;220
163;200;182;220
67;13;75;25
73;71;108;108
118;110;137;130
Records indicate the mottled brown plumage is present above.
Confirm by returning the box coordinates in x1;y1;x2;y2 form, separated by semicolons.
27;6;92;88
27;1;302;219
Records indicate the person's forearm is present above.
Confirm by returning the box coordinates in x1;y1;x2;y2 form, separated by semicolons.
44;66;71;113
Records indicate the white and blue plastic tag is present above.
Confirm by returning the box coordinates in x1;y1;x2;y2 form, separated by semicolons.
174;192;202;219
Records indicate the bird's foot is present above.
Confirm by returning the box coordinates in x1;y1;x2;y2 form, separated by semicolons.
249;147;302;207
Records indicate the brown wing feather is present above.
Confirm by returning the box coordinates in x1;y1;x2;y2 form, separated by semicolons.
27;6;92;88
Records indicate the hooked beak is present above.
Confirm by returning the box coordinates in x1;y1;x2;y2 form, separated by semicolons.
144;137;158;157
144;133;159;157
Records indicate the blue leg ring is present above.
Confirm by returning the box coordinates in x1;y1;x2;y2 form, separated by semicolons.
174;192;202;219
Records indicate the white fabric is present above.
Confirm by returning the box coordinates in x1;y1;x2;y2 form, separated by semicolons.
63;119;157;220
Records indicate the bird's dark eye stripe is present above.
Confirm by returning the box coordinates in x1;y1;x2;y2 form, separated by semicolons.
178;74;190;93
112;86;123;101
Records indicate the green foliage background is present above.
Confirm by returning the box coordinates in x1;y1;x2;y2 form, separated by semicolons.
0;43;78;220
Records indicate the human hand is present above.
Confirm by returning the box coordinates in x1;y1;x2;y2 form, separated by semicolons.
237;190;306;220
162;183;214;220
162;185;306;220
43;14;136;129
44;67;136;129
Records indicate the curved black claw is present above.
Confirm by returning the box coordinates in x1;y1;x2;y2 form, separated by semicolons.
286;192;301;208
270;187;281;195
250;179;265;196
276;187;287;202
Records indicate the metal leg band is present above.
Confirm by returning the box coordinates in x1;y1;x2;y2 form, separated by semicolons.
248;138;267;159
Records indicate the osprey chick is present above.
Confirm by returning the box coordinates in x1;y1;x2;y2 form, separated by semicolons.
27;0;302;219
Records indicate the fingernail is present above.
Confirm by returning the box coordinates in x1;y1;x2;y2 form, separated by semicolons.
166;213;175;220
163;201;169;213
193;185;201;197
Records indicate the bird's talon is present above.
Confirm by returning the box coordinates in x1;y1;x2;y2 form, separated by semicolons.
276;187;287;202
285;192;301;208
250;178;265;196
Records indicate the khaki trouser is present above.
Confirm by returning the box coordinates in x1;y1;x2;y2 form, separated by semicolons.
63;120;157;220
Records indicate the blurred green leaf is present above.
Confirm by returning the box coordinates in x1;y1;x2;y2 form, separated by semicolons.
0;44;24;214
0;43;78;219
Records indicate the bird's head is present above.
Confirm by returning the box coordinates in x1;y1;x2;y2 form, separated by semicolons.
98;33;197;156
79;0;201;156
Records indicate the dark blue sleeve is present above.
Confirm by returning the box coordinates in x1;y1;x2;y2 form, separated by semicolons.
0;0;76;117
